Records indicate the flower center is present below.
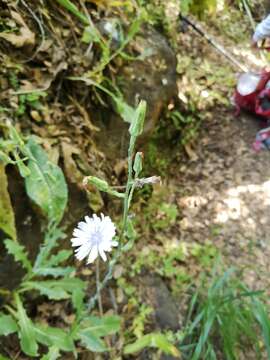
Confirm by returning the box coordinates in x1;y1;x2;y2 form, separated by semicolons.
91;229;102;246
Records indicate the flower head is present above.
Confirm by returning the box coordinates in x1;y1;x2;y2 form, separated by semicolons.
71;214;117;264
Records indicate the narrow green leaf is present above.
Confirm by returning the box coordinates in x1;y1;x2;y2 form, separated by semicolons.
133;152;143;176
129;100;146;137
13;152;31;177
0;164;17;240
253;299;270;358
9;126;24;147
25;138;68;225
113;97;136;124
0;314;18;336
35;324;75;352
15;293;39;357
55;0;88;24
84;176;124;198
0;150;13;164
72;288;85;316
4;239;31;271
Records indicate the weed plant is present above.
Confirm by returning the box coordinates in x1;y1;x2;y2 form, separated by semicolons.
180;266;270;360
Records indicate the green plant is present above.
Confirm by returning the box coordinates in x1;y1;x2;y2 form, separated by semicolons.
56;0;143;82
0;126;120;357
180;266;270;360
0;92;178;358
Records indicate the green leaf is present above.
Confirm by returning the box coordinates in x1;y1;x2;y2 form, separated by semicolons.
80;315;121;337
55;0;88;24
122;217;137;252
82;26;101;44
9;126;24;148
0;313;18;336
34;227;65;269
24;281;70;300
129;100;146;137
0;164;17;240
84;176;124;198
72;288;85;316
113;96;136;124
25;278;86;301
0;355;11;360
253;299;270;358
35;324;75;352
133;152;143;176
33;266;74;278
15;293;39;357
0;150;13;164
45;250;72;267
40;346;60;360
13;151;31;177
74;315;121;352
4;239;32;272
78;331;107;352
124;333;180;356
24;138;68;225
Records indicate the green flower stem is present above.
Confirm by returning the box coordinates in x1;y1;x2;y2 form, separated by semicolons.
87;134;137;312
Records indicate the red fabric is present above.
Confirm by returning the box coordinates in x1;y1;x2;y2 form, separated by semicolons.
234;70;270;119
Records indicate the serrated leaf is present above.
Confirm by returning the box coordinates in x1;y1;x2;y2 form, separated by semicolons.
24;281;70;300
25;278;86;300
124;333;180;356
4;239;31;271
0;164;16;240
24;138;68;225
33;266;74;278
40;346;60;360
15;293;39;357
34;227;65;269
35;324;75;352
0;313;18;336
45;250;72;267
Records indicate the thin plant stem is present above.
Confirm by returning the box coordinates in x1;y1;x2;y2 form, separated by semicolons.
87;134;137;312
96;258;103;315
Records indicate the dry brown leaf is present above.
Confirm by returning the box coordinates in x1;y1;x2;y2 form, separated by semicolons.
61;141;82;184
0;11;35;48
184;143;198;162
